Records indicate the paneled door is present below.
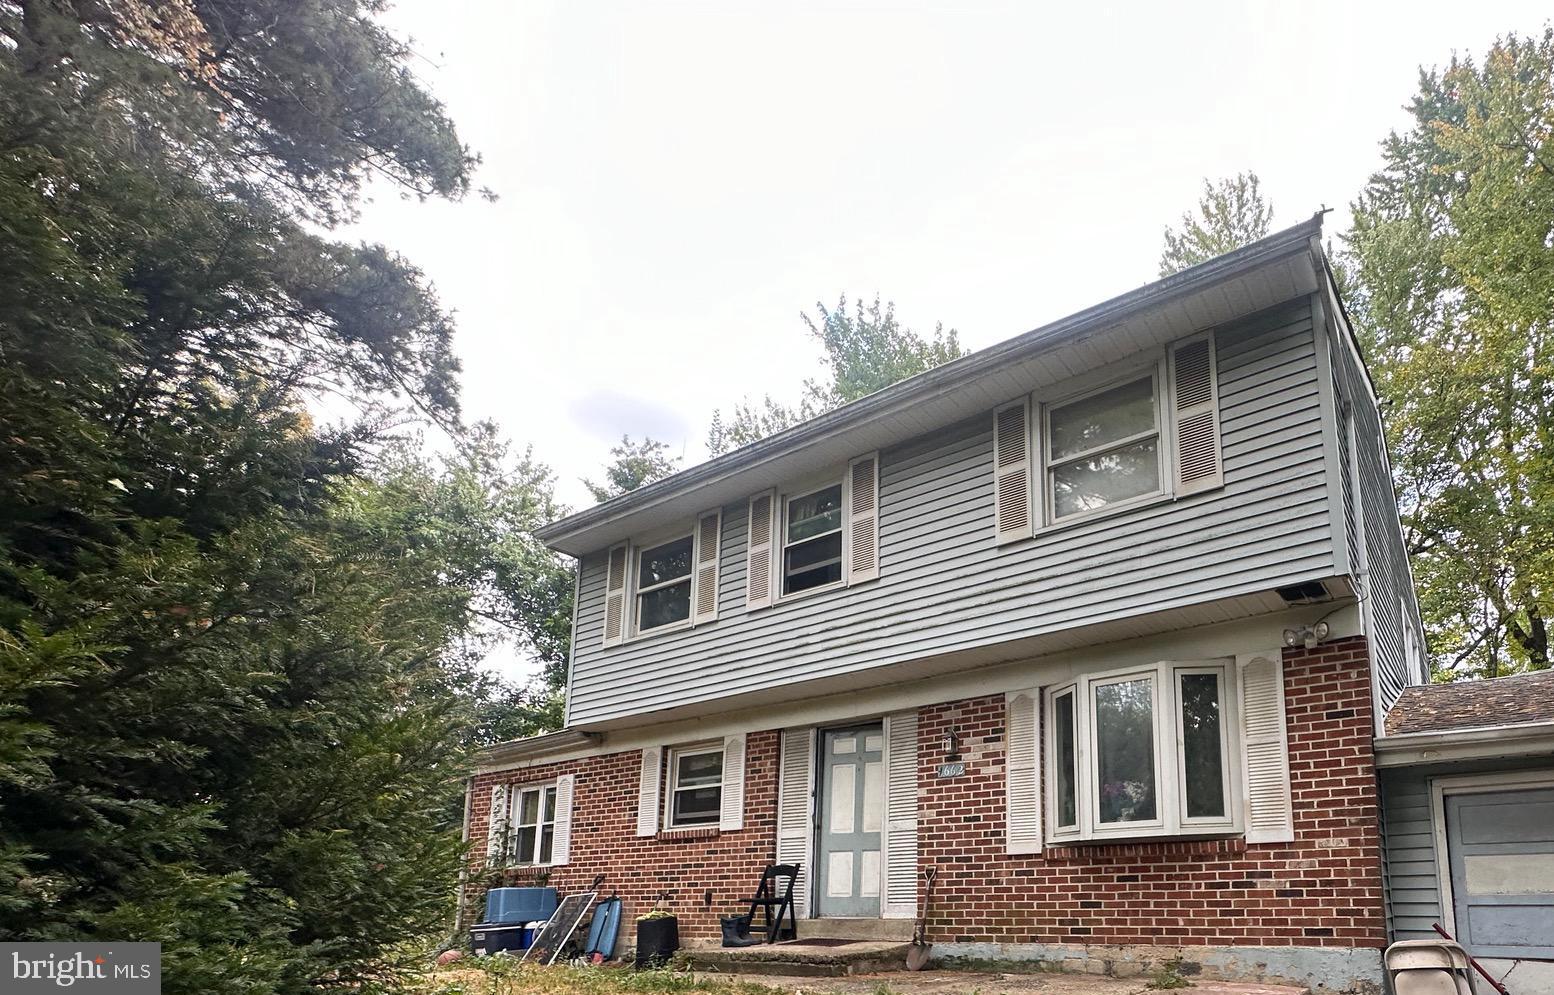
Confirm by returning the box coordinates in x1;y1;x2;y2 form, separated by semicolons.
817;724;884;917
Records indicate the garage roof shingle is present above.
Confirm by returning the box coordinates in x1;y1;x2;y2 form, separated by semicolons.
1384;669;1554;736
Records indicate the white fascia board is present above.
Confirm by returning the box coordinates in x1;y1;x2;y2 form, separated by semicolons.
1373;721;1554;767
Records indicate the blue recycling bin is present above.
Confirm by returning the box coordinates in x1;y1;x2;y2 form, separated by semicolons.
484;887;558;925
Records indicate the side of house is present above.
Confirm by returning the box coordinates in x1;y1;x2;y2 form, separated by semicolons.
466;219;1422;993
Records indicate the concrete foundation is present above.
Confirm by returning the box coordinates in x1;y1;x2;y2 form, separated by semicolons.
935;941;1385;994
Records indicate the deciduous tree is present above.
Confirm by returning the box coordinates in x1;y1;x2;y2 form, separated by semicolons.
707;295;964;455
1345;31;1554;679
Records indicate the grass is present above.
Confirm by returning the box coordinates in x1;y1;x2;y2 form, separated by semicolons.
413;960;787;995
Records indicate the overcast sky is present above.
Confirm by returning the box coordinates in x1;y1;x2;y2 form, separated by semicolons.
348;1;1547;680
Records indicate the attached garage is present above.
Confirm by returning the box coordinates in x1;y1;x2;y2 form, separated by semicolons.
1377;671;1554;995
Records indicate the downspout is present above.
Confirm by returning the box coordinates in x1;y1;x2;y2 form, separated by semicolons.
455;775;474;932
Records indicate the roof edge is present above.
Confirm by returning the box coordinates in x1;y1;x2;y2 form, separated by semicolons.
538;213;1327;549
477;728;601;767
1374;719;1554;767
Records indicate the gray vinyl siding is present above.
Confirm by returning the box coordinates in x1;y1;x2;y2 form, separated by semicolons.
1381;766;1442;939
1329;321;1421;713
567;298;1338;727
1380;758;1554;941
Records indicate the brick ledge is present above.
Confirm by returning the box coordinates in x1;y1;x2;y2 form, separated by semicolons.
655;826;720;843
1043;836;1246;861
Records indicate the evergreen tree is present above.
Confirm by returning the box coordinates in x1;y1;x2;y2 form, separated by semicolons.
1345;31;1554;679
708;295;964;455
0;2;566;991
1159;172;1276;276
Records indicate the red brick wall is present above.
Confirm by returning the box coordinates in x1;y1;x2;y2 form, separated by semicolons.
465;730;778;938
916;637;1385;949
465;638;1385;952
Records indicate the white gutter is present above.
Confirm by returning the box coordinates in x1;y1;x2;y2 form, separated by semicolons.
477;728;602;768
1373;720;1554;767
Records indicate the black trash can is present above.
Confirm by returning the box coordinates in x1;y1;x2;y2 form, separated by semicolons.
470;921;528;957
633;915;679;968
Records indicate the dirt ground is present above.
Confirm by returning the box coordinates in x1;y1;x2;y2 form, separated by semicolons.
424;961;1304;995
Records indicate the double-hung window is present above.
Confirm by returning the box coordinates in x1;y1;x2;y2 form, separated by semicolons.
664;743;724;828
1047;661;1236;841
634;534;694;633
1045;370;1164;522
782;482;844;595
508;784;558;864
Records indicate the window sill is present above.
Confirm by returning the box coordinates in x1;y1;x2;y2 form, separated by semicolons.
655;826;720;843
776;579;846;606
1038;489;1174;536
1042;835;1245;861
622;618;695;646
487;863;555;878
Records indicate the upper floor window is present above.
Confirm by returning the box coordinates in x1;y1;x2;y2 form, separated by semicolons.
508;784;558;864
635;534;694;633
992;334;1221;545
665;743;724;828
1047;661;1236;842
782;482;844;595
1045;371;1163;521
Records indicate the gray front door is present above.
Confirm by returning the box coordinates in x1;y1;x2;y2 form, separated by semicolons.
1446;787;1554;959
817;724;883;917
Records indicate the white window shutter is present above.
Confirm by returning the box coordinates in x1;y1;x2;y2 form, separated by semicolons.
1237;650;1295;843
719;733;746;831
1170;333;1223;494
550;774;575;865
993;399;1033;543
693;509;722;625
846;452;881;585
1005;691;1042;854
746;490;777;609
485;783;509;865
776;728;816;918
882;711;919;918
636;746;662;837
602;543;629;647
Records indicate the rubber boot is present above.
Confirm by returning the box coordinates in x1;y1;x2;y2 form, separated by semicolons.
720;915;760;948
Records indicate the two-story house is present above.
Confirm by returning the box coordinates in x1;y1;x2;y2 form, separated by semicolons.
463;215;1426;992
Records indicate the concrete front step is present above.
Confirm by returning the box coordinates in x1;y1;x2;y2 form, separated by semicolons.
797;917;916;942
684;939;913;977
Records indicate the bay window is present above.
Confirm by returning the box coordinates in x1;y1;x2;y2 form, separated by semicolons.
1046;661;1237;841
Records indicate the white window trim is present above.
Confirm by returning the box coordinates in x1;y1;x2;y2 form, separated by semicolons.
1048;685;1080;835
778;477;847;602
1045;660;1240;844
1086;669;1167;834
507;782;559;866
1040;361;1168;529
626;527;696;641
1174;664;1237;830
663;742;725;830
